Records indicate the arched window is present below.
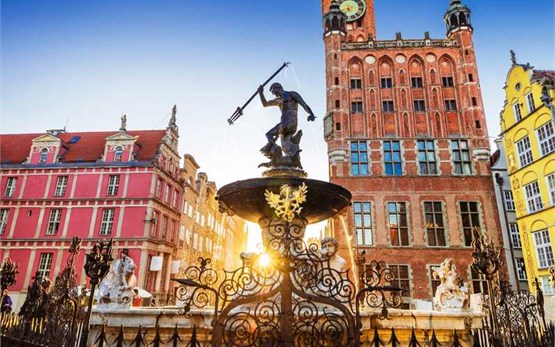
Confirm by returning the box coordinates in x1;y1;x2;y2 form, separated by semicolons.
39;148;48;163
169;158;175;174
114;146;123;162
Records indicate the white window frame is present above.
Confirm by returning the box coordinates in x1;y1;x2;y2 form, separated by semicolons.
503;190;515;211
37;253;54;279
54;176;69;197
516;136;533;167
525;92;535;114
541;276;555;295
100;209;115;235
533;230;554;269
114;146;123;162
165;184;171;203
524;181;543;213
0;209;9;235
509;223;521;248
39;148;49;163
547;173;555;207
4;177;17;197
513;102;522;122
353;202;373;246
106;175;120;196
536;121;555;157
46;209;62;235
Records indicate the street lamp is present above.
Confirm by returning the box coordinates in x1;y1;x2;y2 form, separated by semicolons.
79;239;114;347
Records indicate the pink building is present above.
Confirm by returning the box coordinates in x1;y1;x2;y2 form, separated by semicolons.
0;113;183;308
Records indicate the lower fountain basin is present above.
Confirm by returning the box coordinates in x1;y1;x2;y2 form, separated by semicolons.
216;177;351;224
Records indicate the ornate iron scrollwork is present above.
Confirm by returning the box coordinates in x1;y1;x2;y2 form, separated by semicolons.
173;183;403;346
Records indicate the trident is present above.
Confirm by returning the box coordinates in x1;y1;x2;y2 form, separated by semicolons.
227;62;290;125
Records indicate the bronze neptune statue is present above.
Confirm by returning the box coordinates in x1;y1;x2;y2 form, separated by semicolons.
258;83;315;169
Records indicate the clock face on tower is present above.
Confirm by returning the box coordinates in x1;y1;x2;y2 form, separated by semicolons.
339;0;366;22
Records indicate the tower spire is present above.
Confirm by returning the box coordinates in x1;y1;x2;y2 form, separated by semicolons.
443;0;472;37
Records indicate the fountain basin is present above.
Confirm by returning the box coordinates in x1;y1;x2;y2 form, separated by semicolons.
217;177;351;224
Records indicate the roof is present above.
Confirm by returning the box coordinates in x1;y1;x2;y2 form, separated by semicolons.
531;69;555;86
0;130;166;165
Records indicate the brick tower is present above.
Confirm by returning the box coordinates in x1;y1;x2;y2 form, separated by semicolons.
322;0;503;304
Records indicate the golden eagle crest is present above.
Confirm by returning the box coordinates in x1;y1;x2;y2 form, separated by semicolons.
264;183;308;222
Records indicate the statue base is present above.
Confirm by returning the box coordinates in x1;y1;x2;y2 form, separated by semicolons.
262;167;307;178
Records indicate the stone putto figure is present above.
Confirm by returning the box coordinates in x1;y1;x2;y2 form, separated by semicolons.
97;250;137;308
320;237;347;273
432;258;469;312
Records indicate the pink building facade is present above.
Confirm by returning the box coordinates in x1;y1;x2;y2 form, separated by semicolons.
0;114;183;307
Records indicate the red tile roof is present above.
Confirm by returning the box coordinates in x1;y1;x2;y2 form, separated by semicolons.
532;69;555;86
0;130;166;164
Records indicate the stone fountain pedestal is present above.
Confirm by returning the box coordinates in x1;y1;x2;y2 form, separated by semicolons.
88;306;483;346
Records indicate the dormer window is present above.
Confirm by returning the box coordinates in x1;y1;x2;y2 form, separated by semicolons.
114;146;123;162
39;148;48;163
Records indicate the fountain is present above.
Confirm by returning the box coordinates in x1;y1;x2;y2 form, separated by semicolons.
83;79;485;346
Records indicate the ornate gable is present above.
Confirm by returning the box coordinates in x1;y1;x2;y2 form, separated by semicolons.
104;132;137;163
29;133;63;164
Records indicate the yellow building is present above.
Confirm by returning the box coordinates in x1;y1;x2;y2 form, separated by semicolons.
500;52;555;297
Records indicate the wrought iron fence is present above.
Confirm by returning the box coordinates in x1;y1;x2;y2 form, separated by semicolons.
0;237;87;347
173;215;404;347
471;228;554;347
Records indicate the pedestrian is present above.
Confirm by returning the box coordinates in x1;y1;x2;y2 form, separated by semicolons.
1;289;13;313
132;288;141;307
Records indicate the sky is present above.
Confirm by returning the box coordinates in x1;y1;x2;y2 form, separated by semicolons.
1;1;554;244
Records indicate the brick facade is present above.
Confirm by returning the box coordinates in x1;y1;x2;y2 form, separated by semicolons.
322;0;504;301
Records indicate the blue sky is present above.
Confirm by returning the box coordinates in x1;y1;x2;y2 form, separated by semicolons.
2;0;554;187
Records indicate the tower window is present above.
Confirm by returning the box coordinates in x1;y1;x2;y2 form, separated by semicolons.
350;141;369;176
334;77;339;85
381;78;393;88
468;74;474;82
353;202;372;246
471;97;477;106
442;76;454;87
459;201;481;246
383;140;402;176
417;140;437;175
351;101;363;114
387;202;409;246
451;139;472;175
382;100;395;112
335;100;340;108
335;123;341;131
475;120;481;129
350;78;362;89
411;77;423;88
414;100;426;112
424;202;446;246
444;99;457;111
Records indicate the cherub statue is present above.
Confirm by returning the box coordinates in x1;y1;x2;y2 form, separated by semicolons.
432;258;469;312
97;250;137;308
320;237;347;273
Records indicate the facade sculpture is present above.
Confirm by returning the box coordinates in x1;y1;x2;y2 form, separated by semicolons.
97;250;137;308
432;258;469;312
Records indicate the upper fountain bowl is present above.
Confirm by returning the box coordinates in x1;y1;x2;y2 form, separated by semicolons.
217;177;352;224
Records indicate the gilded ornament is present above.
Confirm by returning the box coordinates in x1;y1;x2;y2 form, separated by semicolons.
265;183;307;222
